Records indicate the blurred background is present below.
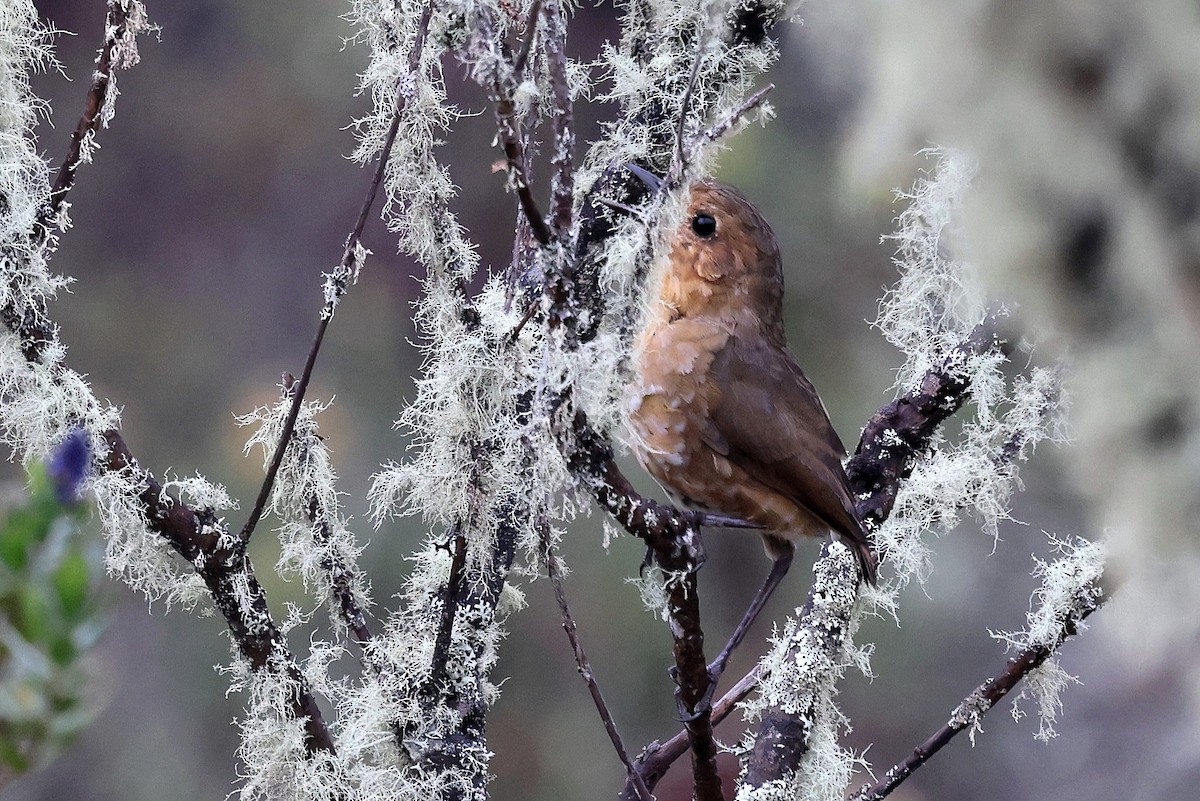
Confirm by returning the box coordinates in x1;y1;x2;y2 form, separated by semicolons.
6;1;1199;799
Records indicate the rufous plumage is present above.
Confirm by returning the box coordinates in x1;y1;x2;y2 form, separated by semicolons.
628;180;877;585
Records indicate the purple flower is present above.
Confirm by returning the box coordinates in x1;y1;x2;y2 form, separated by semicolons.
48;429;91;505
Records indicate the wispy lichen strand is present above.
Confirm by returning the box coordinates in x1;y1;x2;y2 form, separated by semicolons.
872;151;1068;585
992;536;1105;741
239;395;371;639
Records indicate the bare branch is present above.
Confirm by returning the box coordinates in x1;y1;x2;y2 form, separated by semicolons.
675;44;704;172
485;10;554;248
512;0;541;79
238;3;434;544
622;666;764;800
564;407;723;800
542;530;653;801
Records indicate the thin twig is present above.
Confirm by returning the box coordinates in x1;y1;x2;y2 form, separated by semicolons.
850;591;1106;801
512;0;542;80
542;0;574;241
676;43;704;172
37;1;144;240
694;83;774;152
595;196;643;219
262;373;375;650
506;298;540;344
311;508;373;645
429;528;468;689
694;511;761;530
238;4;434;544
622;665;765;800
542;530;653;801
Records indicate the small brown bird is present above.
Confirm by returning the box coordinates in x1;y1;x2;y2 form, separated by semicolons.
627;179;878;608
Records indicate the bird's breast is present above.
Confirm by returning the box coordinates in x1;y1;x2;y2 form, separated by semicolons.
627;318;728;474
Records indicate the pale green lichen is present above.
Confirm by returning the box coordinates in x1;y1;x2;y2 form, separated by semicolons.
871;151;1069;588
992;536;1105;741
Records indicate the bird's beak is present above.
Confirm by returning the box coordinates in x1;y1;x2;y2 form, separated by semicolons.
624;163;664;192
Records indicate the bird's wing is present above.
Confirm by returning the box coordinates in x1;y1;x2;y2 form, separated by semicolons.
700;334;863;539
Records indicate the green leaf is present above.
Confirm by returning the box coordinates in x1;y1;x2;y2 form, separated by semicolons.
52;550;90;620
16;585;51;643
0;509;40;571
48;635;76;667
0;736;29;773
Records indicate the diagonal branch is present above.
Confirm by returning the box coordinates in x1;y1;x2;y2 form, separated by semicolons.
267;375;375;651
102;431;336;755
622;666;764;800
478;3;554;248
741;326;1002;789
37;0;150;242
850;588;1106;801
428;527;468;689
609;325;1004;796
542;527;653;801
692;84;775;155
238;4;433;544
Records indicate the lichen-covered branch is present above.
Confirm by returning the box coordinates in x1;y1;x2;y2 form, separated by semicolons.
238;379;375;651
735;333;1007;796
38;0;151;241
845;323;1001;533
851;543;1106;801
1;0;341;772
541;0;573;243
101;431;337;756
614;323;1004;798
735;151;1078;800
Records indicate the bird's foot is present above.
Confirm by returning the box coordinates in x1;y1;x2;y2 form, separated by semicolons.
669;665;717;723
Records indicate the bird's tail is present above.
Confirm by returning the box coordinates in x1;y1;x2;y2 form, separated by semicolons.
840;532;878;587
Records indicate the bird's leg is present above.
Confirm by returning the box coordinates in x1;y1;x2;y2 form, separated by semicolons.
667;546;793;721
706;547;794;686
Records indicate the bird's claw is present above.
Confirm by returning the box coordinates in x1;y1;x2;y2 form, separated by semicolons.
673;679;717;723
669;665;718;723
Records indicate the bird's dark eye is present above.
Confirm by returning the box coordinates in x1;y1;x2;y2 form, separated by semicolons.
691;213;717;238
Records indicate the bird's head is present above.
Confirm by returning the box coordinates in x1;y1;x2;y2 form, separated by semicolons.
661;181;786;336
